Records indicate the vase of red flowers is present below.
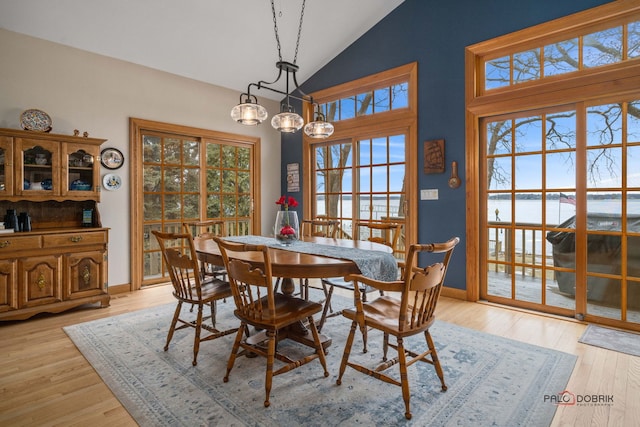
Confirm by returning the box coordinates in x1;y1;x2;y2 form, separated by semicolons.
274;195;299;245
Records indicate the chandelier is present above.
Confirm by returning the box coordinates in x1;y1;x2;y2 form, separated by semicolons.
230;0;334;139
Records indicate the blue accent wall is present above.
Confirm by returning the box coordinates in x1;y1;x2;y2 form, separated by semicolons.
282;0;612;290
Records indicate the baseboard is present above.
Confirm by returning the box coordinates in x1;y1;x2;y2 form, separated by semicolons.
441;286;468;300
108;283;132;295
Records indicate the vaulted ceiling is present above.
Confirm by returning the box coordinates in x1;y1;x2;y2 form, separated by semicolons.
0;0;404;100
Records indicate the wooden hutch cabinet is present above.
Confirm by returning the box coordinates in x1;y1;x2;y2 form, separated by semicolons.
0;128;109;321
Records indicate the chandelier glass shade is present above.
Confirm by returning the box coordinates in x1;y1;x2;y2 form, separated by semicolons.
230;96;268;125
229;0;333;139
303;109;334;139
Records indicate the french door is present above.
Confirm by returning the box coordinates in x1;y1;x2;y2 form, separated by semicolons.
309;134;407;258
481;98;640;329
129;118;260;289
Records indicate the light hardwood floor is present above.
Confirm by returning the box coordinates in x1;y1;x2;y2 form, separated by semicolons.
1;283;638;427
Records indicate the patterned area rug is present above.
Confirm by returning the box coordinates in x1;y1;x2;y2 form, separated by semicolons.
64;295;576;426
579;324;640;357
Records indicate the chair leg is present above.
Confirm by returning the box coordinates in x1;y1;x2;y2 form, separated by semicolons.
382;332;389;361
164;301;182;351
317;285;334;332
307;316;329;377
264;329;277;408
336;320;358;385
192;303;204;366
397;337;412;420
223;322;246;383
209;301;217;328
425;330;447;392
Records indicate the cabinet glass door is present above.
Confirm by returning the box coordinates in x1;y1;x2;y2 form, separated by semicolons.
0;137;12;196
67;148;97;194
23;146;54;193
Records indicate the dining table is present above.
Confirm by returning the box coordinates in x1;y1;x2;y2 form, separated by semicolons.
193;235;397;351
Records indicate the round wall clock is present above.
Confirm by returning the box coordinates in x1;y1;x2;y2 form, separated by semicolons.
100;147;124;170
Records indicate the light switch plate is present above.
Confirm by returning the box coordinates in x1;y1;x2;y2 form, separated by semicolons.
420;189;438;200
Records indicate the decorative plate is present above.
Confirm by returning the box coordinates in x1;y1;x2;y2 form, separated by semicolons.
20;109;52;132
100;147;124;170
102;173;122;191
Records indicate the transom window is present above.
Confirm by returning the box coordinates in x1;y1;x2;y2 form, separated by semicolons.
484;19;640;91
319;82;408;122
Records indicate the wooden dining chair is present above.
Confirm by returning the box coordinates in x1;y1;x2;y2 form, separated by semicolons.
183;220;227;281
152;230;237;366
336;237;459;420
301;218;339;239
292;219;340;300
214;237;329;408
319;221;403;341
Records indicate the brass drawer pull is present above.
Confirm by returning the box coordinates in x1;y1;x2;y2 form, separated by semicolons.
0;240;10;248
36;274;46;289
70;236;83;243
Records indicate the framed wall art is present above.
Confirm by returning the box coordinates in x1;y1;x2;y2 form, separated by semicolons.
424;139;445;174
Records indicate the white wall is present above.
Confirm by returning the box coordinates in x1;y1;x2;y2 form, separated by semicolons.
0;28;282;288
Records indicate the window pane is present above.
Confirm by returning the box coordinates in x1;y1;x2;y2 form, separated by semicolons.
222;195;237;217
164;138;181;163
183;140;199;165
143;194;161;220
183;168;199;192
587;147;622;188
513;49;540;84
371;165;388;192
515;192;541;223
340;96;356;120
487;120;512;155
374;88;390;113
389;135;405;162
238;171;250;193
183;194;199;219
515;154;542;189
389;165;405;192
629;21;640;59
143;136;161;163
391;83;408;109
207;194;220;218
546;111;576;150
238;147;250;169
238;195;251;217
488;157;512;191
341;169;353;192
586;103;622;146
164;194;181;219
164;167;181;192
371;137;387;164
222;146;236;168
356;92;373;116
222;170;236;193
627;100;640;142
359;139;371;166
207;143;221;166
515;116;542;153
207;169;220;192
629;147;640;188
360;168;370;192
485;55;510;90
143;165;161;192
583;27;623;68
546;152;576;189
544;39;579;76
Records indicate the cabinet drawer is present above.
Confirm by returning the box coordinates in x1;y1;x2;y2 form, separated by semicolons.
43;231;107;248
0;235;42;251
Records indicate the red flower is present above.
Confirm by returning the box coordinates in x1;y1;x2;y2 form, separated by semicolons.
276;195;298;209
280;225;296;235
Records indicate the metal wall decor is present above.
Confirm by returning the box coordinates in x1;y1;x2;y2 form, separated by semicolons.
424;139;445;174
